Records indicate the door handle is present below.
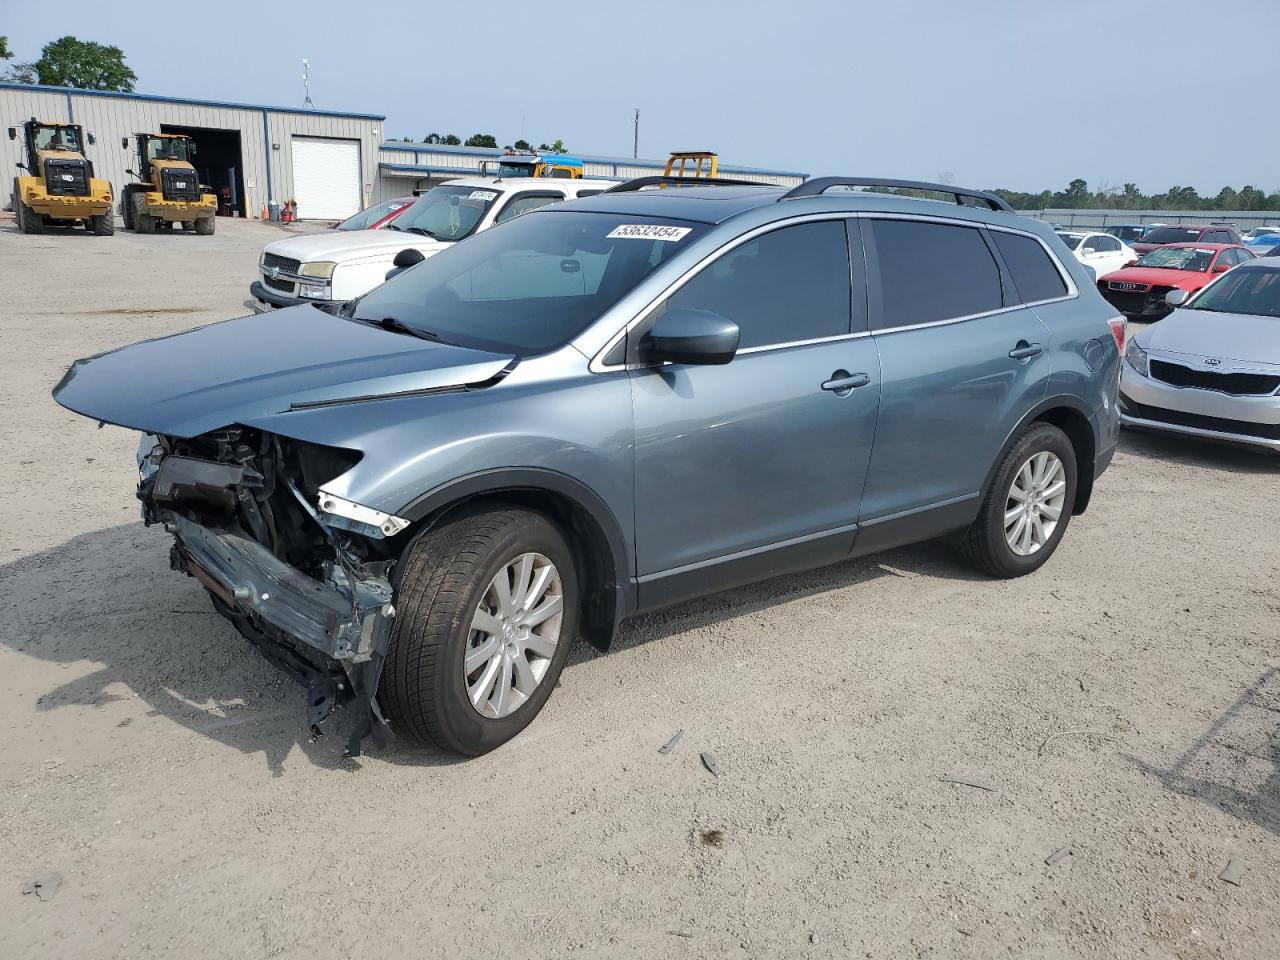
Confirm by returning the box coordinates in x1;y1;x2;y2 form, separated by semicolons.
821;371;871;396
1008;341;1043;361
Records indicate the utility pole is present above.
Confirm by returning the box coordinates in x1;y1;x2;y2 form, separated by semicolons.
633;108;639;159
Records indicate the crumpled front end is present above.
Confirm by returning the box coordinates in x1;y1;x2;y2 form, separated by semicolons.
137;426;409;754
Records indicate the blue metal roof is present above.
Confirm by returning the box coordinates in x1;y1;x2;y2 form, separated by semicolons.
379;140;808;179
0;82;385;121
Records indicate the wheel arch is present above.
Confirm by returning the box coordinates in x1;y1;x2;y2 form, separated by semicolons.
983;396;1098;516
398;468;631;651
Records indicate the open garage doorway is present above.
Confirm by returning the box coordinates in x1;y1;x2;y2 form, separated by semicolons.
160;124;246;218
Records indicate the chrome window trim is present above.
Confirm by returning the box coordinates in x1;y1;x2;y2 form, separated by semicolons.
588;211;1077;372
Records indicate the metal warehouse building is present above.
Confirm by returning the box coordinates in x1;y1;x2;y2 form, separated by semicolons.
3;82;807;222
2;82;385;222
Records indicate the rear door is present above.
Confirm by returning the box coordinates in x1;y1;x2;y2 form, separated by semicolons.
858;217;1055;526
628;218;881;605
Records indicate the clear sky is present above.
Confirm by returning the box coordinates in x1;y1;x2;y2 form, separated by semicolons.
4;0;1277;194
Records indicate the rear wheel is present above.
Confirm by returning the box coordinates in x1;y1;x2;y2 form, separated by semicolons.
380;505;578;755
90;212;114;236
956;422;1077;578
132;194;155;234
194;215;215;236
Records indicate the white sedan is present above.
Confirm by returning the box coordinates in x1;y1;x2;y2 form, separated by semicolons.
1057;231;1137;278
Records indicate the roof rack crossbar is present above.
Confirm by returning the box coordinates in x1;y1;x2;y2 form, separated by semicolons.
604;175;773;194
779;177;1014;212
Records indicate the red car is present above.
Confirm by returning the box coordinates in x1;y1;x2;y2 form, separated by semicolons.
1098;243;1256;320
332;196;414;232
1130;223;1242;256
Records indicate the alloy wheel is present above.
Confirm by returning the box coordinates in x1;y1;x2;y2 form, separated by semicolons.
1004;451;1067;557
464;552;564;719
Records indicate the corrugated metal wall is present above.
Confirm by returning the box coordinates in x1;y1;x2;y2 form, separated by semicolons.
2;85;383;221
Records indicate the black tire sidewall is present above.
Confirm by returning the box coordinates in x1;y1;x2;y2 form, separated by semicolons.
982;424;1077;577
393;510;578;756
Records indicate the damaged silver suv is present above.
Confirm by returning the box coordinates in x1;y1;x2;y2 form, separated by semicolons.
53;177;1121;755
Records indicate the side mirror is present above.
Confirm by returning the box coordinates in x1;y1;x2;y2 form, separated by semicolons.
385;247;425;281
7;127;15;141
121;136;129;149
125;168;136;178
1165;289;1190;308
86;131;95;145
1213;262;1231;273
641;307;740;366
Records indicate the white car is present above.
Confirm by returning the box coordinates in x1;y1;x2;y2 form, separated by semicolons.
250;177;616;310
1056;231;1137;278
1243;226;1280;241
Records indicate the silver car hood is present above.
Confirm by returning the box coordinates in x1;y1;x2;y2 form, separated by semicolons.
1138;308;1280;367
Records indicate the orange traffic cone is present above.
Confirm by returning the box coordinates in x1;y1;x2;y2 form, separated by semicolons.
261;204;268;220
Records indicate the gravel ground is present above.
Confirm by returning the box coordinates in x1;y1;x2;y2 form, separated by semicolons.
1;217;1277;959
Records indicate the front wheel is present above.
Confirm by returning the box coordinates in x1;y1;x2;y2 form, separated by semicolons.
194;215;214;235
132;194;154;234
380;506;578;755
90;213;114;236
956;422;1077;578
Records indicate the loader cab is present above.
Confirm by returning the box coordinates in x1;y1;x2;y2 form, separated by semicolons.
9;120;94;172
127;133;197;182
482;150;584;180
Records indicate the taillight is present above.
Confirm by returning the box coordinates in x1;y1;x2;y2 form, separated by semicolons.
1108;316;1126;352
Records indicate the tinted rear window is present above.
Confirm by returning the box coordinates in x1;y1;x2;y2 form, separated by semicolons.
1144;226;1204;244
993;231;1069;303
869;220;1002;328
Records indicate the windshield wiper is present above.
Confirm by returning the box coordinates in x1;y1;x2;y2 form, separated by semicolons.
356;315;456;345
384;223;403;231
402;226;448;240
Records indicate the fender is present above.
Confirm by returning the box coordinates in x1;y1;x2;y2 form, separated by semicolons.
980;393;1100;515
399;467;634;648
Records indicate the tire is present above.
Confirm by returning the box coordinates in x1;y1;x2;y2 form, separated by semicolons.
132;193;154;234
90;213;114;236
19;196;43;234
956;422;1078;578
380;505;579;755
194;215;215;235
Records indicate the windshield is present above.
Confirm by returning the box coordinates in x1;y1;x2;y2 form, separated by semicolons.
387;185;502;241
1056;233;1083;250
352;211;707;356
1143;226;1203;244
1136;247;1216;272
33;124;80;152
1245;227;1280;239
336;197;409;231
147;137;192;162
1189;266;1280;317
1107;226;1143;243
498;161;538;178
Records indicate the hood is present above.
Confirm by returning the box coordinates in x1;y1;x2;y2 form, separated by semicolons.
1138;308;1280;366
52;305;515;438
265;229;449;264
1099;266;1211;288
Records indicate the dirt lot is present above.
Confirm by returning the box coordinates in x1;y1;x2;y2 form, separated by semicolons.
1;217;1277;959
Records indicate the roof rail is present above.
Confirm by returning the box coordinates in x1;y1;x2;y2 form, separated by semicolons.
603;175;774;194
779;177;1014;213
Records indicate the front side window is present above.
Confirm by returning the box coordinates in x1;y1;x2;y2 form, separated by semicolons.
386;185;503;242
660;220;852;350
1189;265;1280;317
870;219;1003;327
992;231;1069;304
494;193;565;224
34;124;81;151
351;211;706;356
147;138;192;163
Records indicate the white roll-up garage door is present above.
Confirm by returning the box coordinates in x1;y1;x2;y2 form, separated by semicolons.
291;137;361;220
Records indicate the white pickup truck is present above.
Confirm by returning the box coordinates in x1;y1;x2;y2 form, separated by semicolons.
250;176;616;310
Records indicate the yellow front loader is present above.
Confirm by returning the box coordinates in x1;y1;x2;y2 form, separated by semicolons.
121;133;218;235
8;119;114;235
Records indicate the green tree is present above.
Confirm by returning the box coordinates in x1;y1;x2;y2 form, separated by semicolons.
422;133;441;144
464;133;498;148
1052;178;1090;208
513;138;530;151
1215;186;1239;211
537;143;551;152
441;134;461;146
1238;185;1265;210
0;35;10;60
34;36;136;91
551;138;566;153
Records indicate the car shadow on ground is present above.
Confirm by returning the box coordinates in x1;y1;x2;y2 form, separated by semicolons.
2;523;985;776
1124;668;1280;838
1118;429;1280;474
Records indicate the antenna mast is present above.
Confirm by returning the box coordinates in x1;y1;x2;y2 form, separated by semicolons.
302;59;315;110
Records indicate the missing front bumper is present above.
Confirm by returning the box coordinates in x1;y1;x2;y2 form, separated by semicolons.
167;513;397;754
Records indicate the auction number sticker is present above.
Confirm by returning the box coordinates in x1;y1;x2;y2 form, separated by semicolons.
468;190;498;201
607;224;692;242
